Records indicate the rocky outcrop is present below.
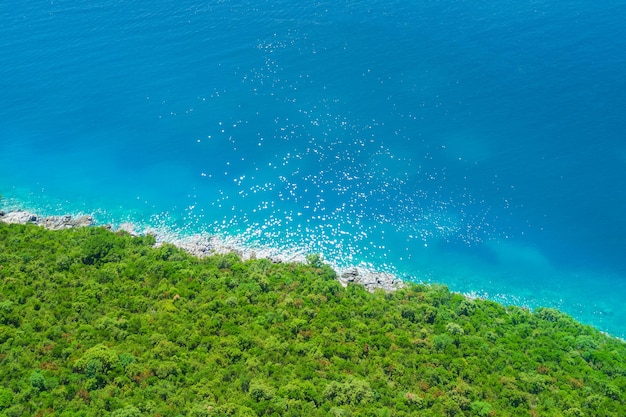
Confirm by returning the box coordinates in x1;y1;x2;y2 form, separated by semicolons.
338;267;404;292
0;210;93;230
1;209;404;292
0;210;39;224
177;236;404;292
173;234;233;258
38;215;94;230
172;234;307;265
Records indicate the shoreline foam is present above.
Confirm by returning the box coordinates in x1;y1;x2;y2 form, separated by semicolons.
0;209;404;292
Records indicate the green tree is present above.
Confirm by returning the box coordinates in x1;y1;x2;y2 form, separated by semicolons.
29;371;46;391
306;253;324;268
0;388;14;409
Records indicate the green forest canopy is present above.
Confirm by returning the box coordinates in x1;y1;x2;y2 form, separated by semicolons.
0;222;625;416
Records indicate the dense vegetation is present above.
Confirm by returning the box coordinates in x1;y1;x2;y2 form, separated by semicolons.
0;222;625;417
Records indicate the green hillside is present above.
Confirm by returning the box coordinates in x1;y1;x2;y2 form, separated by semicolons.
0;223;624;416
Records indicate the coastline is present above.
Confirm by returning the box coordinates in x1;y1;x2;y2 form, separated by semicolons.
3;208;626;343
0;209;404;292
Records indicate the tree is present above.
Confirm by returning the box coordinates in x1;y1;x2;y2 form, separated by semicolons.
110;405;142;417
306;253;324;269
29;371;46;391
323;378;373;406
74;344;120;375
0;388;13;409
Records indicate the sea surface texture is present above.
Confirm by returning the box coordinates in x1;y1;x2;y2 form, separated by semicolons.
1;1;625;337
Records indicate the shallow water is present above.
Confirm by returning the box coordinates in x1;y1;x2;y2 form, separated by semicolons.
1;0;625;337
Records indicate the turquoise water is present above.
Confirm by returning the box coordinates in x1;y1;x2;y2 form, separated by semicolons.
1;1;625;337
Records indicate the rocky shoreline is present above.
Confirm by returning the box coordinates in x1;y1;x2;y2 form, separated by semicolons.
0;210;404;292
0;210;95;230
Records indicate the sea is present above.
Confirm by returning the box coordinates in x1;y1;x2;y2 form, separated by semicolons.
1;1;625;338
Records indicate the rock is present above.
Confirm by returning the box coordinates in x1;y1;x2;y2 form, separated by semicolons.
340;268;359;282
0;210;93;229
0;210;39;224
38;215;94;230
174;235;221;258
339;267;404;292
118;223;140;236
72;215;94;228
37;215;69;229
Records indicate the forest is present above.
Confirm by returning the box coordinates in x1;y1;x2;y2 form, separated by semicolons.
0;221;625;416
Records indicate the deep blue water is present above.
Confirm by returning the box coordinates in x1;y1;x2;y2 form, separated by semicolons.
1;1;626;337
